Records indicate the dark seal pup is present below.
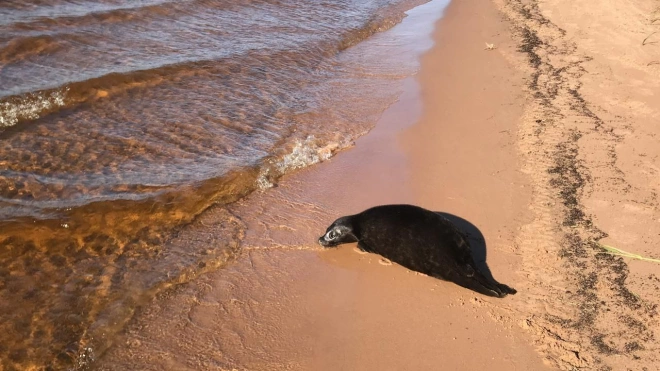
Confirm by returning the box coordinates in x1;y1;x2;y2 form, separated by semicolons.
318;204;517;298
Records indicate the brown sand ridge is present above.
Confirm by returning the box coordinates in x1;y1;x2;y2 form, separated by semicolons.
95;0;660;370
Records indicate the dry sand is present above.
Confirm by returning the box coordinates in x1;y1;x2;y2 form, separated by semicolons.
96;0;660;369
493;0;660;369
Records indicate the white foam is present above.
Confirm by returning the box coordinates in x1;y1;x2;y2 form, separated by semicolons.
276;135;330;172
0;88;68;128
256;167;275;190
255;135;354;190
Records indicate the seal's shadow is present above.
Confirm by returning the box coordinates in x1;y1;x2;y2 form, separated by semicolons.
434;212;494;282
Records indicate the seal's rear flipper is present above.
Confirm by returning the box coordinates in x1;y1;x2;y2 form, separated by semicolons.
475;275;517;298
449;269;517;298
496;283;517;296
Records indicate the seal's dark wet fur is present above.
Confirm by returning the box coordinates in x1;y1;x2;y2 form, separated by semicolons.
318;204;517;298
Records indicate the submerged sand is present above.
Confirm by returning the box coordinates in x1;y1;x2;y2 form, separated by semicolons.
97;0;660;369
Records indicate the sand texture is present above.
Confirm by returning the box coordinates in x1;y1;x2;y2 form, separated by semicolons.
95;0;660;369
494;0;660;368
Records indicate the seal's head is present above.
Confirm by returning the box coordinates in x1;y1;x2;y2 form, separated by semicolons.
318;216;358;247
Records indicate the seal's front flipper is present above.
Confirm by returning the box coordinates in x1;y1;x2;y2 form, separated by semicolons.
459;263;476;278
357;241;370;252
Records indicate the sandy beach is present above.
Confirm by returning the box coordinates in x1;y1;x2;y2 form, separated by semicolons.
92;0;660;369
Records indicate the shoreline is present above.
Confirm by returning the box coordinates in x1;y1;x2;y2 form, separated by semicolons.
95;0;660;369
96;0;549;369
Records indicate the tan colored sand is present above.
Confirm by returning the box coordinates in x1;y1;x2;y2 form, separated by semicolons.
401;0;532;290
493;0;660;369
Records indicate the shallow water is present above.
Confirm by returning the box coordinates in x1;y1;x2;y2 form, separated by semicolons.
0;0;447;369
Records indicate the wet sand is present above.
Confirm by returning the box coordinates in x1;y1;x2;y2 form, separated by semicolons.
97;0;660;369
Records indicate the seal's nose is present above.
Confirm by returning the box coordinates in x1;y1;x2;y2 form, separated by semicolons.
318;236;327;246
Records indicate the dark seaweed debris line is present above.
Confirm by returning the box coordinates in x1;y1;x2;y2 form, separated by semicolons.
503;0;659;368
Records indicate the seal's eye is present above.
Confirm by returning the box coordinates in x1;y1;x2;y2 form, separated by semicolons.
328;230;337;239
